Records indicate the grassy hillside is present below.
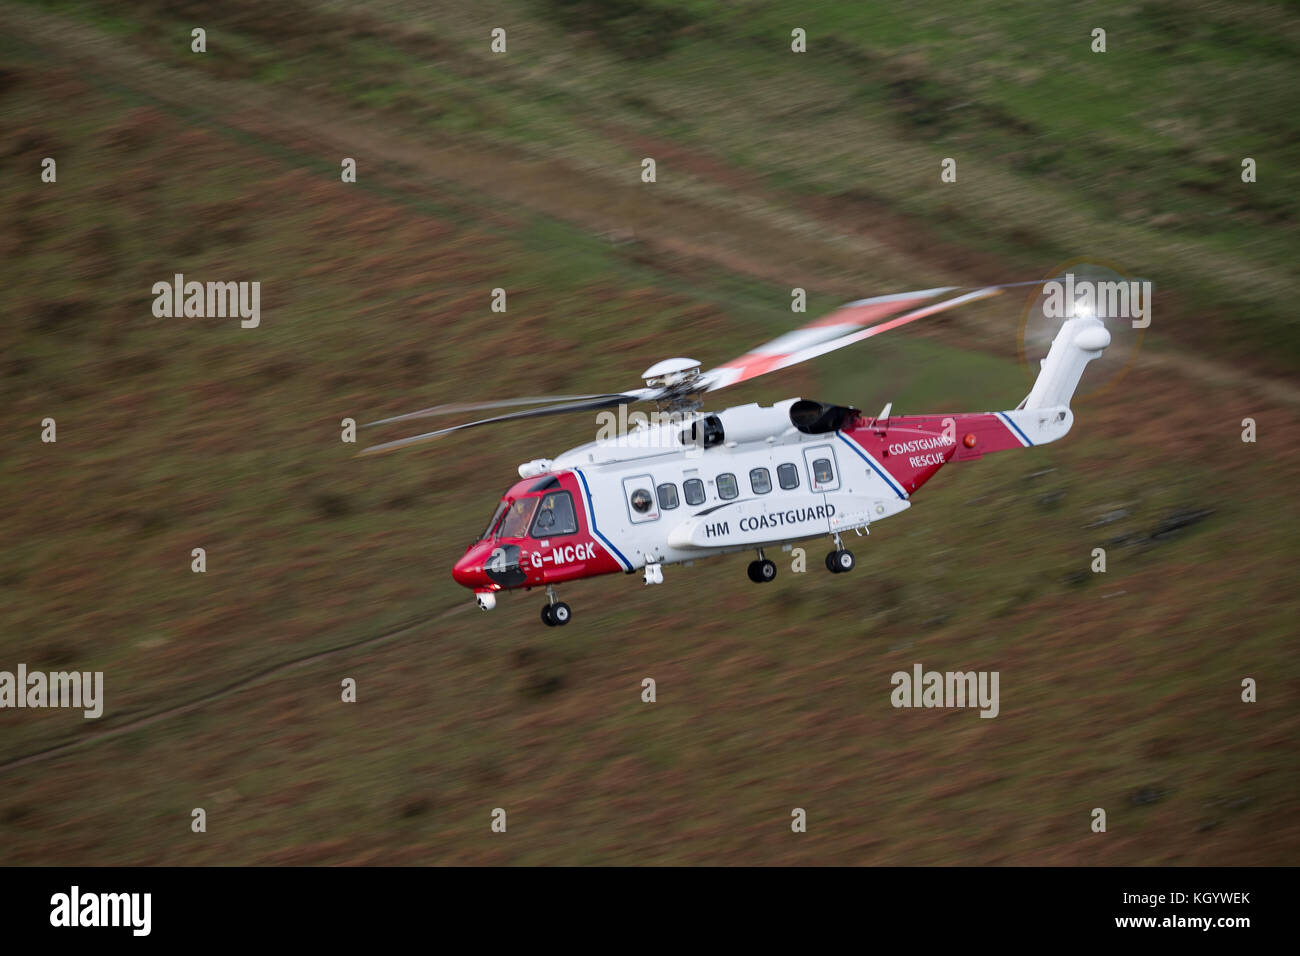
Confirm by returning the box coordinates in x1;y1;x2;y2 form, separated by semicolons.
1;1;1297;864
20;0;1300;366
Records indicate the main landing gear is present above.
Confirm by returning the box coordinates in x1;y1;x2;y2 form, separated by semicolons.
747;550;777;583
541;585;571;627
825;533;855;574
825;549;855;573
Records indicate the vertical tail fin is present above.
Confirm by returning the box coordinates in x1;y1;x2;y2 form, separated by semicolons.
1019;315;1111;410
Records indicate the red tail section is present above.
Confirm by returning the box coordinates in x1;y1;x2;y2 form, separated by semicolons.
842;412;1036;497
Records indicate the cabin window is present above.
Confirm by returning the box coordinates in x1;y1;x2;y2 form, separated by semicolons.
623;474;660;523
812;457;834;486
777;463;800;490
528;491;578;537
656;483;680;510
683;478;706;506
716;473;739;500
749;467;772;495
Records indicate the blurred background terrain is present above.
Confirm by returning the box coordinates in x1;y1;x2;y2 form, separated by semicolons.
1;0;1297;864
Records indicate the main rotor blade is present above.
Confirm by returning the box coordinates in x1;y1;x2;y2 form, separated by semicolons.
700;281;1044;393
357;390;658;457
364;394;630;428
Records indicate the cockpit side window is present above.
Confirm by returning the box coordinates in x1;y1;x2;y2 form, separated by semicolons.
479;500;509;540
497;497;539;538
529;491;578;537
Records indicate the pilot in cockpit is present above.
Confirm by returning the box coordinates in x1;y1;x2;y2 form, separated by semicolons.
530;492;577;537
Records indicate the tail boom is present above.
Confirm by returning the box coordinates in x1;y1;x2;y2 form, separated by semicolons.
842;407;1071;497
839;311;1109;495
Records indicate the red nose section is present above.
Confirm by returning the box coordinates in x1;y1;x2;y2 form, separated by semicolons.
452;545;490;589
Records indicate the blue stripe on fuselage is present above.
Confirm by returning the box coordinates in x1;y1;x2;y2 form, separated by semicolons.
837;432;908;500
574;468;632;571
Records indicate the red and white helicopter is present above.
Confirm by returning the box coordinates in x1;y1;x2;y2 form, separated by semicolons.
362;282;1110;626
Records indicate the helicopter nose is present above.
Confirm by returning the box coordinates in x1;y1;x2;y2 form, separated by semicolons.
452;547;488;589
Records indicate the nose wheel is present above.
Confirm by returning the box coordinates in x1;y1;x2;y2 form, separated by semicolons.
541;602;571;626
541;586;571;627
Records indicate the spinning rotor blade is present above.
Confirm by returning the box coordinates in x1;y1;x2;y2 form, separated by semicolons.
700;282;1041;393
365;394;630;428
358;390;657;457
359;279;1055;457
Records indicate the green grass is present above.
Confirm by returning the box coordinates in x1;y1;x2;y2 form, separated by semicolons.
1;1;1297;865
21;0;1293;367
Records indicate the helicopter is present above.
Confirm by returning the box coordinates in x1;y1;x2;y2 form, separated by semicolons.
361;281;1111;626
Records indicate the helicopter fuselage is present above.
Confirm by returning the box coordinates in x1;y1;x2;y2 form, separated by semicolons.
451;395;1071;606
369;287;1111;625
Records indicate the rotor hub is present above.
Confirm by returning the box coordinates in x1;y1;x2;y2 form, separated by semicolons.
641;357;701;390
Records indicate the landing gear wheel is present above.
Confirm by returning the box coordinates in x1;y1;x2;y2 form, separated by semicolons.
757;558;777;582
747;560;762;583
541;604;556;627
551;602;572;626
826;549;855;574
